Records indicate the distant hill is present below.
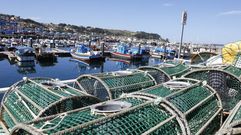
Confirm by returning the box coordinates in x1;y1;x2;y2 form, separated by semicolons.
52;23;162;40
0;13;164;40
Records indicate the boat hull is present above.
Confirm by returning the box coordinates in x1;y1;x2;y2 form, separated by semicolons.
16;55;35;62
71;52;103;61
111;52;142;60
36;54;57;62
151;52;175;59
151;52;164;59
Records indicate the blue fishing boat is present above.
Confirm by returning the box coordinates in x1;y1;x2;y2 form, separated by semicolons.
130;46;150;58
71;44;102;61
15;46;35;62
16;61;36;74
111;43;144;60
151;47;176;59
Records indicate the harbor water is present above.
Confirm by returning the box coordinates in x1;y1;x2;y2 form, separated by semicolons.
0;56;162;88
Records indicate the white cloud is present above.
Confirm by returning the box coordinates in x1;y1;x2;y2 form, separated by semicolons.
218;10;241;16
163;3;173;7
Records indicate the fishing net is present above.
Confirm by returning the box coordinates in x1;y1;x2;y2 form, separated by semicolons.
217;101;241;135
0;78;100;132
191;52;217;64
184;66;241;111
12;79;222;135
139;63;190;84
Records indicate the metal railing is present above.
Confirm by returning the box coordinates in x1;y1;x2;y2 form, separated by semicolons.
0;79;76;93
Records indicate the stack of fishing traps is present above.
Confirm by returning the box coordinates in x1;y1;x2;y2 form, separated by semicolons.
2;62;241;135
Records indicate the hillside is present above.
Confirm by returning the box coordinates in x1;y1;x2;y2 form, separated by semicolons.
0;13;164;40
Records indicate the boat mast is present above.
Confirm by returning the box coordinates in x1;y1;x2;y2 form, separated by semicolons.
178;11;187;59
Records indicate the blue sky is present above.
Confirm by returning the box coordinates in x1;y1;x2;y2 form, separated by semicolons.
0;0;241;44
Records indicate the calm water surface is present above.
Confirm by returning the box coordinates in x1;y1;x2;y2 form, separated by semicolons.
0;56;162;87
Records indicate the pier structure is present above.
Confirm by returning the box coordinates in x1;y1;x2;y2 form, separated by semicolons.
0;48;70;63
9;78;222;135
51;48;70;56
0;77;101;134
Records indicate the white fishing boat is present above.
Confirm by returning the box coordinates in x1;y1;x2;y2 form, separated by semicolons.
15;46;35;62
70;44;102;61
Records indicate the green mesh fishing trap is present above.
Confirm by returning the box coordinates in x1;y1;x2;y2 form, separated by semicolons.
0;77;100;134
73;70;156;100
183;65;241;111
10;78;222;135
217;100;241;135
139;62;190;84
191;52;217;65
